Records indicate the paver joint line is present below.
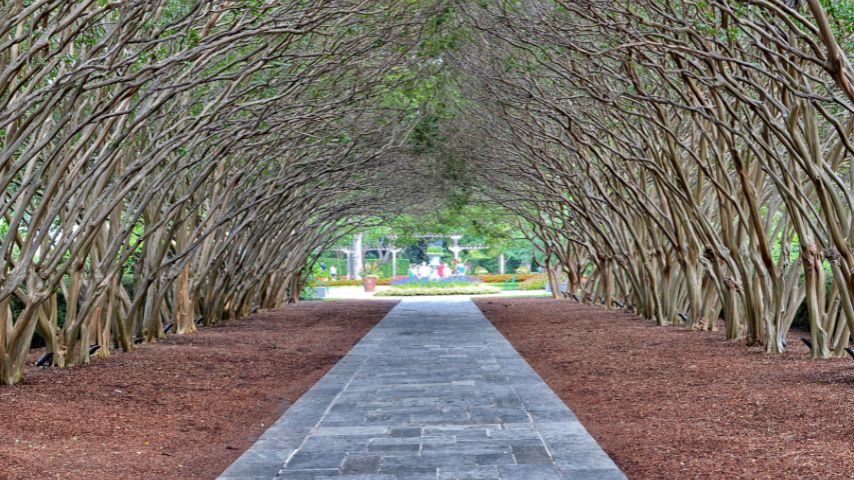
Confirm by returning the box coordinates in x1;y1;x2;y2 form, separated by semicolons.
217;298;626;480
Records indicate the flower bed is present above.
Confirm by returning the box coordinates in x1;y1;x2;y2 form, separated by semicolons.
375;286;501;296
312;274;536;287
518;274;547;290
390;276;482;288
476;273;536;283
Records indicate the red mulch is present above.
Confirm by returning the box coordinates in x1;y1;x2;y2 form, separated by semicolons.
475;297;854;480
0;300;397;480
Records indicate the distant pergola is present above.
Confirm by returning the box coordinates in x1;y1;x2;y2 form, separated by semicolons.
365;241;403;278
337;233;494;279
335;238;403;279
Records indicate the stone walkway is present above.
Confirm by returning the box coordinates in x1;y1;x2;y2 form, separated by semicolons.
219;298;626;480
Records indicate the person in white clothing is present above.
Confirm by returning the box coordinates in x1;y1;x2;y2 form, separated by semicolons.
418;262;431;279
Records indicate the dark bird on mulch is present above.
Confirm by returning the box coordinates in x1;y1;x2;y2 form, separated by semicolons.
844;347;854;360
801;338;812;350
163;323;174;333
88;344;101;354
35;352;54;367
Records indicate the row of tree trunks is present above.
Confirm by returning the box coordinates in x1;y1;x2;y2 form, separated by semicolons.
0;1;450;384
446;0;854;357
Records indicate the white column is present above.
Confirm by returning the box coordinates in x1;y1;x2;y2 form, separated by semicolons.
390;248;403;278
351;233;363;280
449;234;463;261
345;252;351;279
499;253;505;275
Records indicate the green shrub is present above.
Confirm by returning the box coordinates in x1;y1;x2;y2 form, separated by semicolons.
361;261;382;277
375;286;501;296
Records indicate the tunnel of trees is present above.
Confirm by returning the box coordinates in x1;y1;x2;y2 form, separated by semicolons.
1;0;853;384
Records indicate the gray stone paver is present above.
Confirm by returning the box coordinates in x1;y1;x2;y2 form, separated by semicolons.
218;298;626;480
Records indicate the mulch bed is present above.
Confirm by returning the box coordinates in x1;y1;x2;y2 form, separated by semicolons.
0;300;397;480
475;297;854;479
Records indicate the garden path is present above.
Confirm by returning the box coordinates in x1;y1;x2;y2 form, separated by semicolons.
219;298;625;480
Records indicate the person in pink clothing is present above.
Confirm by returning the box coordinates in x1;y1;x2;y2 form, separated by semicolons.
438;262;447;277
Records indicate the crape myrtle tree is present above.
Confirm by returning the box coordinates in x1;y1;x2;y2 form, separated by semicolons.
445;0;854;357
0;0;452;384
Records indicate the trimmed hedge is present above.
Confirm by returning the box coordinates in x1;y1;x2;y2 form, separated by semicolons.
316;257;347;272
317;279;362;286
375;286;501;296
379;260;410;278
311;277;405;286
316;257;410;278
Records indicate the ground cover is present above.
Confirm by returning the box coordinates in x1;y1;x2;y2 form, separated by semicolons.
374;276;501;296
476;274;536;283
476;298;854;479
0;301;397;480
484;282;517;290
